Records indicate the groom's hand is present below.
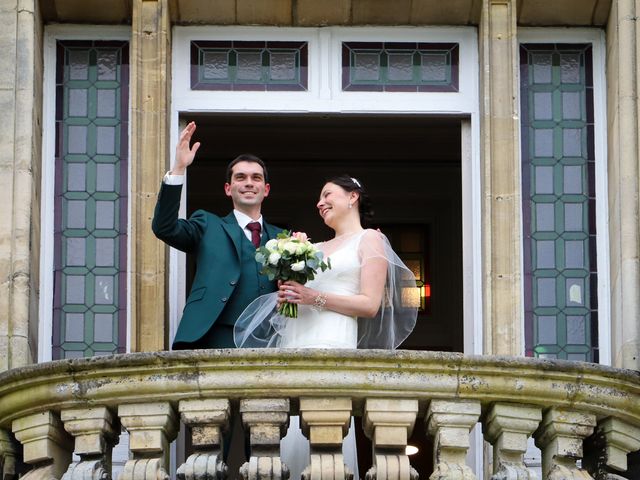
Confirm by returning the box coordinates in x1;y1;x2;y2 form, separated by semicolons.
172;121;201;175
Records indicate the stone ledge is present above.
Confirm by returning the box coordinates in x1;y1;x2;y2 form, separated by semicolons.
0;350;638;429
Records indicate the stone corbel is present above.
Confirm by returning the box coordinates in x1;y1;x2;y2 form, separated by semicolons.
118;402;178;480
239;398;290;480
482;403;542;480
426;399;481;480
11;411;73;480
583;417;640;480
362;398;419;480
299;397;353;480
60;407;120;480
177;399;231;480
533;407;596;480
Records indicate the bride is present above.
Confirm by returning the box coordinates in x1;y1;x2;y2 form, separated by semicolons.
234;175;418;479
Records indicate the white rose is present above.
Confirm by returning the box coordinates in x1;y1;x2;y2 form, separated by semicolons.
291;260;306;272
295;244;307;255
268;252;281;265
265;239;278;250
284;242;298;254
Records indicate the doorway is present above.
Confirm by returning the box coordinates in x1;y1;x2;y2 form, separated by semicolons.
184;113;463;353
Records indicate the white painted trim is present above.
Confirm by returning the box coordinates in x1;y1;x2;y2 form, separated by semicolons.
39;25;132;362
170;25;482;350
517;28;611;365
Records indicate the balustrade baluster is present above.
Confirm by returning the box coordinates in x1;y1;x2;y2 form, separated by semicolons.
11;411;73;479
0;429;19;480
533;407;596;480
177;398;231;480
299;397;353;480
426;399;481;480
363;398;419;480
482;403;541;480
239;398;290;480
60;407;120;480
118;403;178;480
583;417;640;480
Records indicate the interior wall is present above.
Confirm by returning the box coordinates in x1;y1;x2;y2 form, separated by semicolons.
185;114;463;352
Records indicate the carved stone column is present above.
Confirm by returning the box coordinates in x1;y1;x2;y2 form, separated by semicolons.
533;408;596;480
60;407;120;480
363;398;419;480
479;0;523;356
130;0;172;351
426;399;481;480
239;398;290;480
11;411;73;479
0;429;19;480
177;399;231;480
118;402;178;480
482;403;541;480
299;397;353;480
583;417;640;480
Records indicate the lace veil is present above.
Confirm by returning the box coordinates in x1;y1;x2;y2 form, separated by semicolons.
233;229;418;350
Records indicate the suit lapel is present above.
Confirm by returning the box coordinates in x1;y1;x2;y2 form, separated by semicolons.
222;212;243;259
262;222;279;243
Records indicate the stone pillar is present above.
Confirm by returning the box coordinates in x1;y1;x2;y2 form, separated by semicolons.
606;0;640;371
362;398;419;480
11;411;73;479
426;399;481;480
482;403;541;480
60;407;120;480
533;408;596;479
239;398;290;480
177;399;231;480
479;0;523;355
583;417;640;479
0;429;19;480
130;0;172;351
299;397;353;480
118;402;178;480
0;0;43;371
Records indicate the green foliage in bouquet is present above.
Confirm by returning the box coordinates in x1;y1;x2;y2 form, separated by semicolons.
255;230;331;317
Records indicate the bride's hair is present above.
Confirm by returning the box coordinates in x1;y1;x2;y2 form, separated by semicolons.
326;174;374;226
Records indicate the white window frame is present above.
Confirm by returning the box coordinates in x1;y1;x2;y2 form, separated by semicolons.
517;28;611;366
40;25;132;362
171;25;483;355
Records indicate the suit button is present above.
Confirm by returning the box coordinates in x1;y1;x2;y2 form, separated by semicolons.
230;280;237;286
221;297;228;302
260;286;265;290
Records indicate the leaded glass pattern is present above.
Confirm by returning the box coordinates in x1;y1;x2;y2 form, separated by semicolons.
191;41;308;91
53;40;129;359
520;44;597;362
342;42;458;92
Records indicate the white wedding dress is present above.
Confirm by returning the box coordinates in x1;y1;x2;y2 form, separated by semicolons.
278;234;361;480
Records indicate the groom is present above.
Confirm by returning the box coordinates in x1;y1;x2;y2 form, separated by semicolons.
152;121;283;349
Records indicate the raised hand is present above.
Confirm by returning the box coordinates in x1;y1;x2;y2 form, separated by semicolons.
172;121;201;175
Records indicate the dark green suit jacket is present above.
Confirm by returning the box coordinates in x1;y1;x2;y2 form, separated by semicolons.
152;183;282;348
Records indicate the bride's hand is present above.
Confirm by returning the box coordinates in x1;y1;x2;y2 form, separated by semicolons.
277;280;316;306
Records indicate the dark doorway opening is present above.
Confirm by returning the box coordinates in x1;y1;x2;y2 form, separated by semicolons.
184;112;463;352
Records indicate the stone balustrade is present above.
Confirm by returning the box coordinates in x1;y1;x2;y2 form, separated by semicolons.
0;350;639;480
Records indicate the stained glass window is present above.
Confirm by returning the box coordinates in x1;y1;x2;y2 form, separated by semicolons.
520;44;597;362
342;42;458;92
191;41;308;91
53;40;129;359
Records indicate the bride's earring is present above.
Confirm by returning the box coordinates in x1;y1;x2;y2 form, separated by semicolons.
348;202;352;209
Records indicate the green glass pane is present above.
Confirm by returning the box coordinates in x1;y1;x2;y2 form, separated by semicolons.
269;51;297;81
420;53;447;82
203;51;229;80
353;52;381;81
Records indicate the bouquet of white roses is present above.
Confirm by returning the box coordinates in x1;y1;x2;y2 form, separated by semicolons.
255;230;331;318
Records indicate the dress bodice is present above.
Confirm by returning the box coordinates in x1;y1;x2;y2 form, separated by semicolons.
279;235;361;348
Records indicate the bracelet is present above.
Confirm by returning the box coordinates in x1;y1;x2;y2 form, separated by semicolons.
312;293;327;311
